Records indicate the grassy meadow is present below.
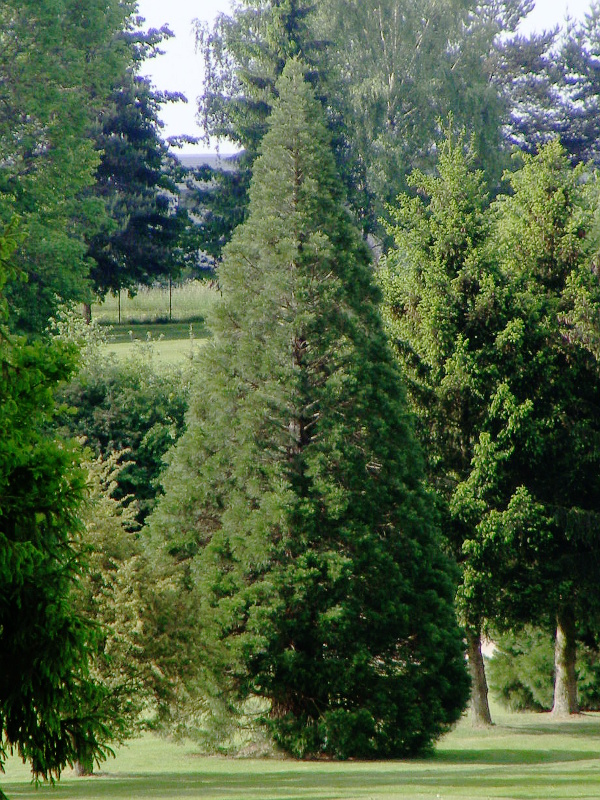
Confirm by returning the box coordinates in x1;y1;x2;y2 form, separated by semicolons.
3;708;600;799
92;281;220;365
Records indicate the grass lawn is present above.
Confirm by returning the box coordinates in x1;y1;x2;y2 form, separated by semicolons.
103;333;210;367
3;709;600;799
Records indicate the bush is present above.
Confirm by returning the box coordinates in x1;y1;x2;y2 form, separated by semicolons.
57;346;189;525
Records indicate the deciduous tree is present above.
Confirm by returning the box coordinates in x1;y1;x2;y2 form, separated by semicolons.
379;128;504;725
456;141;600;716
0;0;136;333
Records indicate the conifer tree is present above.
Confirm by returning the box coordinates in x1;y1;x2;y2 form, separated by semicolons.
149;59;469;758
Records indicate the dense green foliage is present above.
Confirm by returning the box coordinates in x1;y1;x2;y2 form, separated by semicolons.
380;132;600;717
149;60;469;758
379;128;501;571
88;53;198;299
195;0;569;251
457;142;600;622
57;347;188;526
0;226;113;792
378;128;504;721
488;627;600;712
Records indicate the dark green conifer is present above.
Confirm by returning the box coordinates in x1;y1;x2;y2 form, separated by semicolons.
149;59;469;758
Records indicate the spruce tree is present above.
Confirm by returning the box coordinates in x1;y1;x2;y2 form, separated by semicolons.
149;59;469;758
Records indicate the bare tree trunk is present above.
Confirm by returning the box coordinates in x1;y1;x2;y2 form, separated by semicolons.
82;302;92;324
552;604;579;716
466;627;493;726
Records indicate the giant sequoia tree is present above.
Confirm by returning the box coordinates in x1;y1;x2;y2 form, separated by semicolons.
149;59;469;758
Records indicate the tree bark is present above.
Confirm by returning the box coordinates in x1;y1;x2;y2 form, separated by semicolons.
466;627;493;726
82;302;92;324
73;758;93;776
552;604;579;716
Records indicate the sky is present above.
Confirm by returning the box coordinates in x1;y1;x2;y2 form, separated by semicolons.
135;0;596;153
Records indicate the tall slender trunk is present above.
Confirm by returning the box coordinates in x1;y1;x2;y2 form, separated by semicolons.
466;626;493;726
552;604;578;716
82;301;92;324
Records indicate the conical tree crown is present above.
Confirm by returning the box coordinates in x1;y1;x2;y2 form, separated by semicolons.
149;58;468;758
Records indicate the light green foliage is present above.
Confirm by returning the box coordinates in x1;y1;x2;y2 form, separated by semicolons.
149;59;468;758
379;127;503;627
73;452;164;772
488;626;600;712
316;0;508;208
197;0;539;245
0;0;136;332
56;345;189;527
454;142;600;662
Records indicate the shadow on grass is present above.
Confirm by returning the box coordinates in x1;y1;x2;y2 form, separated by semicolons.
5;763;600;800
504;717;600;738
434;747;598;765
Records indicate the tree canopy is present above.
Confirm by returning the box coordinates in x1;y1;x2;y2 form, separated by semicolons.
0;0;137;333
454;141;600;715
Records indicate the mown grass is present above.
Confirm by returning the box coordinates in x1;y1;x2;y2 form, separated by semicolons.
102;336;210;367
92;281;220;365
4;709;600;799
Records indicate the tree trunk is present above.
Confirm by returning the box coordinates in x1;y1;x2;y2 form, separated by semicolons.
466;627;493;726
73;758;93;776
552;604;579;716
82;302;92;324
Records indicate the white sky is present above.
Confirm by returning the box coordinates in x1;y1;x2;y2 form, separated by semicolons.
135;0;596;153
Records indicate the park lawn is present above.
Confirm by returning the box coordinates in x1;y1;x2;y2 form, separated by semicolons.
103;335;210;367
2;709;600;800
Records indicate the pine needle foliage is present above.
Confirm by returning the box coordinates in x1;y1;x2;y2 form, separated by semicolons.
149;59;469;759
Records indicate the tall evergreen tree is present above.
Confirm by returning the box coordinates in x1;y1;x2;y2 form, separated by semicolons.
87;23;198;301
148;59;469;758
559;2;600;166
195;0;325;255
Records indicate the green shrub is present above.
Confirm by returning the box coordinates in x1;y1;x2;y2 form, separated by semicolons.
57;347;189;525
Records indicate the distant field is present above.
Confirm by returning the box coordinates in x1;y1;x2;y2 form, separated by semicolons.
93;281;220;325
93;281;219;365
104;335;209;366
3;708;600;799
